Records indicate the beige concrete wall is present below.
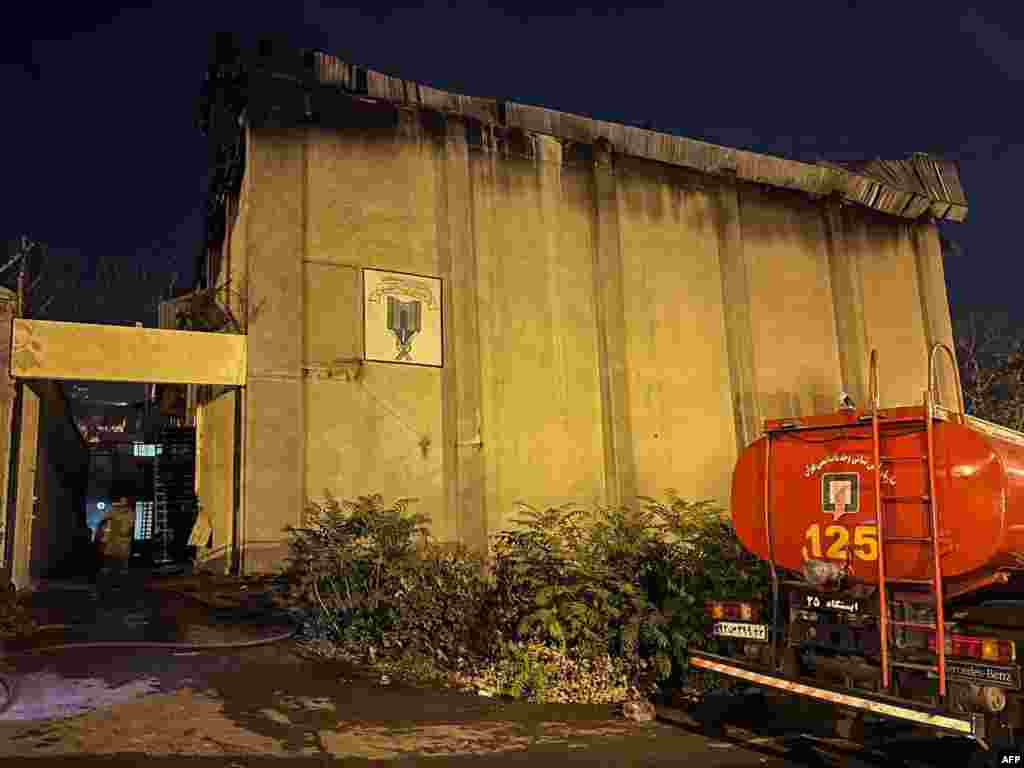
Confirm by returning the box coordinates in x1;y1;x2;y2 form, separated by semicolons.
0;290;18;586
241;126;306;573
10;385;39;589
911;220;959;410
741;186;844;421
195;389;236;572
846;210;932;409
300;120;447;540
473;138;606;537
616;157;737;504
234;113;957;568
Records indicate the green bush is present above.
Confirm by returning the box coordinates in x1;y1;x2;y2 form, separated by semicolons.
489;495;770;690
282;494;431;644
385;539;489;662
282;491;770;701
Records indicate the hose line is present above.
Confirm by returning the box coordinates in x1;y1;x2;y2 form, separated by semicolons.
0;612;299;716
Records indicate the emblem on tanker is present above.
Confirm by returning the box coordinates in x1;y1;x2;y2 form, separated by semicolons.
822;472;859;522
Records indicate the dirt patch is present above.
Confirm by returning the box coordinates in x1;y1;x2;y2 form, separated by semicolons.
0;683;657;759
2;688;281;756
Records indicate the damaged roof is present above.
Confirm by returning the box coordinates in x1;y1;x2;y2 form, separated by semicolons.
200;37;967;224
311;50;967;223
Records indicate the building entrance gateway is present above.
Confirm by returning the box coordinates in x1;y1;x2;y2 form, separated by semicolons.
1;317;246;589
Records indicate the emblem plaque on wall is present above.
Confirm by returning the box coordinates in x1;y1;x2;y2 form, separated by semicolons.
363;268;443;367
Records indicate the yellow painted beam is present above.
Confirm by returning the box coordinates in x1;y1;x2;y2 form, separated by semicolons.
10;319;247;385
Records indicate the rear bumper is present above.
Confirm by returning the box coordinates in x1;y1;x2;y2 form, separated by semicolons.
689;650;981;738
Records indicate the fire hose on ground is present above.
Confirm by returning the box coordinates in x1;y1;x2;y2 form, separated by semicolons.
0;591;301;716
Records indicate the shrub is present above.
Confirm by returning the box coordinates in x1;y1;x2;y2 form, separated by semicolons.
282;491;770;701
492;504;656;667
634;495;772;687
385;540;489;662
282;494;432;644
486;494;770;691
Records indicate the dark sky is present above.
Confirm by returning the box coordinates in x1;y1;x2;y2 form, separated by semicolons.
2;2;1021;341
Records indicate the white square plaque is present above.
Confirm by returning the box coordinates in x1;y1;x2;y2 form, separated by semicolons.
363;268;443;367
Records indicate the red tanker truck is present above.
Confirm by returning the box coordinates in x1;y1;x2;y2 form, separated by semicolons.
690;344;1024;760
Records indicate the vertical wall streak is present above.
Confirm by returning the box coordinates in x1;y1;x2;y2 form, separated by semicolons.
713;175;760;452
912;219;959;410
591;142;635;506
435;118;457;544
299;127;309;528
472;148;504;546
539;140;566;414
458;128;486;551
825;199;870;406
437;115;486;550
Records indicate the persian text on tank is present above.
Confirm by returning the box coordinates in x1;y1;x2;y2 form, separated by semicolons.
804;453;896;487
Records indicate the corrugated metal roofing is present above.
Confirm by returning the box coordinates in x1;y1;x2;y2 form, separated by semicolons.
309;50;967;223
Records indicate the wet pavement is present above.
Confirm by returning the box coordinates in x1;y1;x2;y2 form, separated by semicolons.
0;578;989;766
3;581;293;652
0;575;295;723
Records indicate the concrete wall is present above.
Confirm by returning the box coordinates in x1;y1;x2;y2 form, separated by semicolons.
195;388;236;573
228;111;958;570
10;385;38;588
0;289;17;586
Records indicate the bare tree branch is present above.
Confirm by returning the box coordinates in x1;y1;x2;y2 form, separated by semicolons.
956;311;1024;430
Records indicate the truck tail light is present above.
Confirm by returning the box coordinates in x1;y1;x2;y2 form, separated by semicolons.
927;633;1014;663
705;601;760;623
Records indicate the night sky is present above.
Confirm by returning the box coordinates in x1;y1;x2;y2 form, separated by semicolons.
2;3;1021;370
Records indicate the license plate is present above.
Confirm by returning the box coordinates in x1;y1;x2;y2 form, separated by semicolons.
713;621;767;641
930;661;1021;690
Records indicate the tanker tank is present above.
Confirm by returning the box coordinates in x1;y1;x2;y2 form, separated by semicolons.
731;406;1024;590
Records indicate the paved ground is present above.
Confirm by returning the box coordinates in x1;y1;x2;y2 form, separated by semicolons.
0;577;989;766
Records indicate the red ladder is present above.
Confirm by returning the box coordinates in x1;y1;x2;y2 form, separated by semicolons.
870;344;963;699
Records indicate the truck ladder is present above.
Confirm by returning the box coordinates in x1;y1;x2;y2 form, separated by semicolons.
870;344;962;699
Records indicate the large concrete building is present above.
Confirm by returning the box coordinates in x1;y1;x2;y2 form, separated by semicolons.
191;36;966;573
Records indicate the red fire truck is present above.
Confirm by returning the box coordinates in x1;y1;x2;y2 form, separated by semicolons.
691;344;1024;762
